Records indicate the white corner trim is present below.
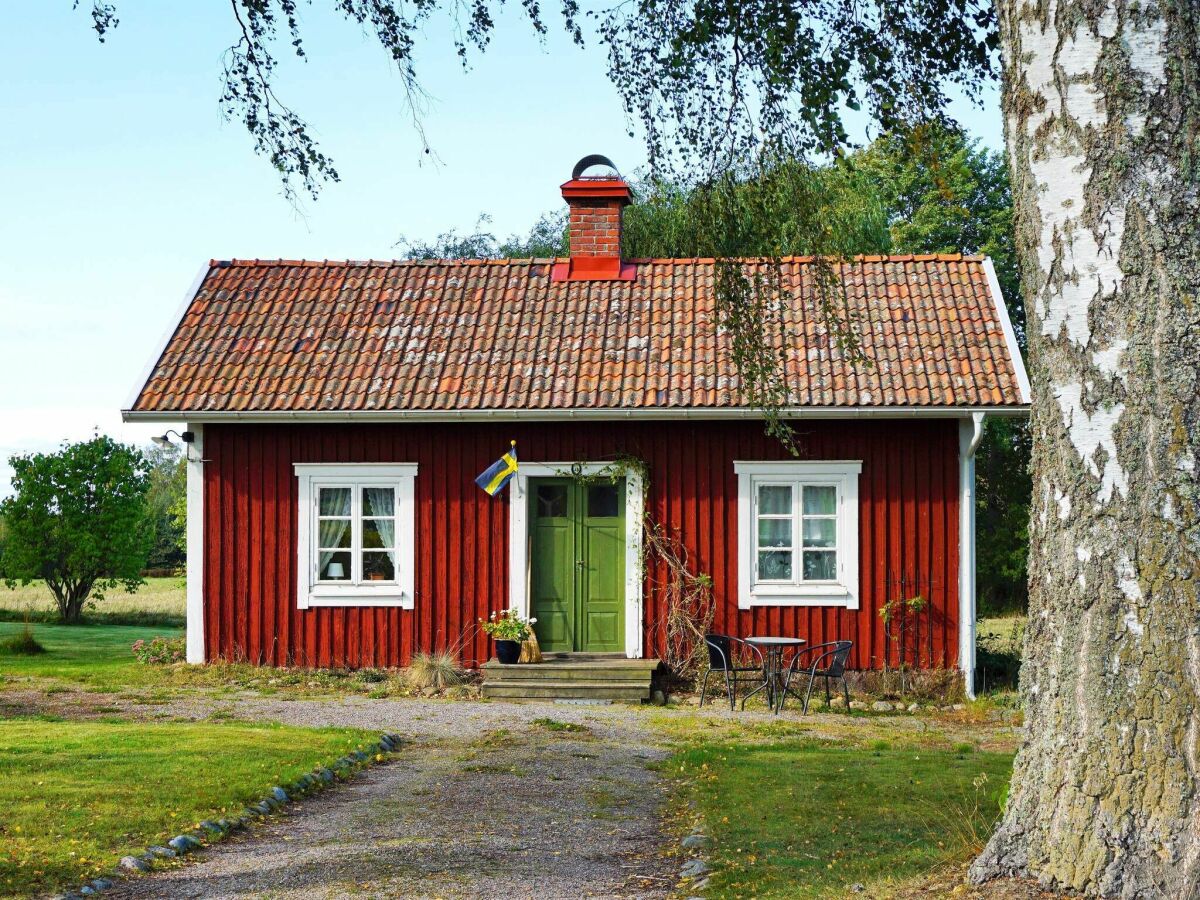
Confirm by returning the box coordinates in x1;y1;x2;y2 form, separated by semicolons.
508;462;645;659
125;263;211;412
983;257;1032;404
293;463;417;609
958;413;985;698
733;460;862;610
184;424;206;664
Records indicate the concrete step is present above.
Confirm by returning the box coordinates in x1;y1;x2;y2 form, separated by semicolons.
481;679;652;701
481;663;659;683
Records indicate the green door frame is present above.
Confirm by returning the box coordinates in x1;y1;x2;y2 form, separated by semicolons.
528;477;626;653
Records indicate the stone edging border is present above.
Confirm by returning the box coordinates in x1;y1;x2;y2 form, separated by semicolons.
53;731;403;900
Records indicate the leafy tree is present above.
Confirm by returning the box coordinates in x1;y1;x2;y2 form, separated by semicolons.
143;444;186;571
396;213;567;260
0;437;152;623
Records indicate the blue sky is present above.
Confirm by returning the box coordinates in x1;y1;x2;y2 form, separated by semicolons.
0;3;1002;494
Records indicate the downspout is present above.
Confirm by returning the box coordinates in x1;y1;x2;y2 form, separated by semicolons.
958;412;985;699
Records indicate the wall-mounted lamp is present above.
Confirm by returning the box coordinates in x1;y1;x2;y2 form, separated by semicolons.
152;429;205;462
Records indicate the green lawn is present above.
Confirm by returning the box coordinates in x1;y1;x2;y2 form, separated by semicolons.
0;622;184;692
0;719;379;898
0;621;418;701
0;578;186;626
673;739;1012;898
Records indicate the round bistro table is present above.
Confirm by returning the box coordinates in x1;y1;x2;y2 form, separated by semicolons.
742;636;806;710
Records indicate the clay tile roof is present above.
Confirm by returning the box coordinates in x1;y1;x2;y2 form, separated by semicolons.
128;255;1028;415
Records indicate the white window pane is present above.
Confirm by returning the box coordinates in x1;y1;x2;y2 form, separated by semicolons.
757;518;793;548
802;550;837;581
318;518;351;549
758;484;792;515
362;551;396;581
319;551;352;581
758;550;793;581
803;485;836;516
362;487;394;517
362;518;396;550
319;487;351;516
802;518;837;548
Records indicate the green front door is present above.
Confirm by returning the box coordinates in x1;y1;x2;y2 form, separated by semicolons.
529;478;625;653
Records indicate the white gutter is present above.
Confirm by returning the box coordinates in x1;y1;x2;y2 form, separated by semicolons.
958;412;986;699
184;423;206;664
123;404;1029;424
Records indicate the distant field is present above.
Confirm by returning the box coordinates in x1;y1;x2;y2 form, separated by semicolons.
978;615;1025;643
0;578;185;625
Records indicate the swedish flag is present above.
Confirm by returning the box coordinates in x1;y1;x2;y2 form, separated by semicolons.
476;441;518;496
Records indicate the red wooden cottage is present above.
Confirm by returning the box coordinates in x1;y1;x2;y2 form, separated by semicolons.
124;157;1029;696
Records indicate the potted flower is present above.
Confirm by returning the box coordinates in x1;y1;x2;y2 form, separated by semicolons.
364;556;391;581
480;608;537;664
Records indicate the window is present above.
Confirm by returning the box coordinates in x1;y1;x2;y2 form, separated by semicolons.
734;461;861;609
295;464;417;608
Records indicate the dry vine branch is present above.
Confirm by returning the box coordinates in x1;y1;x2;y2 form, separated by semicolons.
643;520;714;681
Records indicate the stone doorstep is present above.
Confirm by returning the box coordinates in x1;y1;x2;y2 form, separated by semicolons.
480;665;660;682
481;679;652;701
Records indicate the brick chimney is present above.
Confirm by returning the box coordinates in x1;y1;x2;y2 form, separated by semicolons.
552;155;636;282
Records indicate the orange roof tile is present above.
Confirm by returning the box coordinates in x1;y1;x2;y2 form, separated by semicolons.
128;255;1027;415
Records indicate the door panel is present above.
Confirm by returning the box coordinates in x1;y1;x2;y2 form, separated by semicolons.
581;481;625;652
528;477;627;654
530;480;576;652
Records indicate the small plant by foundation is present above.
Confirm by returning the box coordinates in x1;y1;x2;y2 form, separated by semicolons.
0;620;46;655
131;636;185;664
405;649;465;692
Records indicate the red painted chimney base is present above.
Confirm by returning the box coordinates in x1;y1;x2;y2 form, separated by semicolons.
551;259;638;282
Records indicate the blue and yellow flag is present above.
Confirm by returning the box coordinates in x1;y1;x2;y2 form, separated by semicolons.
476;441;518;496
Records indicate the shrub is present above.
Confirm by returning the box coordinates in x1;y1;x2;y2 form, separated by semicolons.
406;650;464;691
131;636;186;665
0;622;46;655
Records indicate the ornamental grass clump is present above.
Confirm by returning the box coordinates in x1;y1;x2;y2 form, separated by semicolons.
131;635;186;664
0;621;46;655
478;608;535;642
406;650;465;692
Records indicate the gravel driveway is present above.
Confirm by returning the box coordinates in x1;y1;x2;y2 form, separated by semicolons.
104;699;678;900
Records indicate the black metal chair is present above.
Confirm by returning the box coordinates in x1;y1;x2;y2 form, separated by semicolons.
698;634;767;711
776;640;854;714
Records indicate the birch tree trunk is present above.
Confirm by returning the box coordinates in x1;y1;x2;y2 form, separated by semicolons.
970;1;1200;897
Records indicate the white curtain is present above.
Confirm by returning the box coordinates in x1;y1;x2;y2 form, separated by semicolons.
318;518;350;578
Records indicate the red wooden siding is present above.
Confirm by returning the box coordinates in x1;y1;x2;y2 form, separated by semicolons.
201;420;960;670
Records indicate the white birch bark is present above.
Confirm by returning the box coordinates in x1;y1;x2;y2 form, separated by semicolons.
971;1;1200;897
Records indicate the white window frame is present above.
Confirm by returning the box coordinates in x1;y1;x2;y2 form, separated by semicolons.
734;461;862;609
294;463;417;608
508;462;645;659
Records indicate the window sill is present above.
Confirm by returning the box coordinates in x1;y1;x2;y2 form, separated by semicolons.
740;584;854;609
302;592;413;609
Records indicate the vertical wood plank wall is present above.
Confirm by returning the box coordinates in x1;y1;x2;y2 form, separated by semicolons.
202;420;960;670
